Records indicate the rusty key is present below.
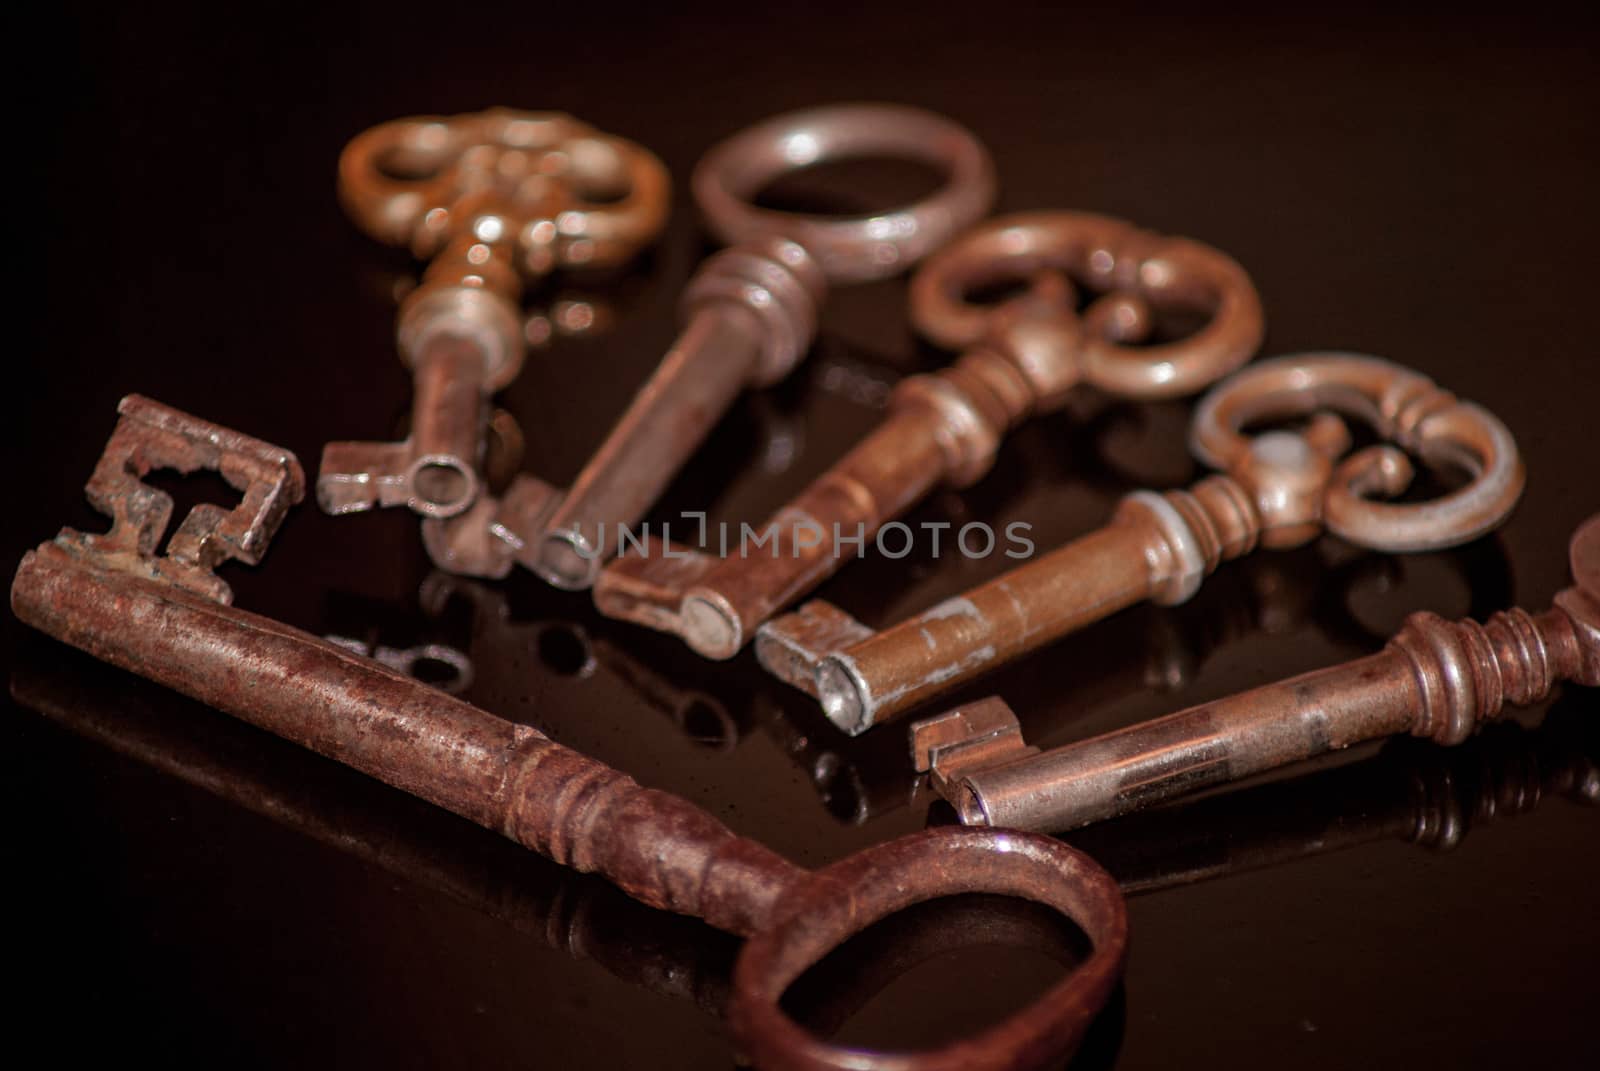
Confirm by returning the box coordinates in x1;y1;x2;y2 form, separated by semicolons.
595;211;1265;658
526;104;997;589
766;352;1528;734
317;109;669;519
912;513;1599;833
12;396;1126;1071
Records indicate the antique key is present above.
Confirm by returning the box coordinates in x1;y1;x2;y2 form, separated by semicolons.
912;513;1599;832
595;211;1264;658
430;104;997;588
765;352;1528;734
317;109;670;519
12;396;1126;1071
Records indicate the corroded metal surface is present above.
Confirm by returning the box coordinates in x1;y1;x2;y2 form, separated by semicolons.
11;397;1127;1071
785;352;1526;735
527;105;996;590
921;514;1599;832
595;211;1264;659
318;109;670;520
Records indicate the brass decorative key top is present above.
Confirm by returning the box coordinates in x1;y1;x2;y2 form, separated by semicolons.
317;109;670;519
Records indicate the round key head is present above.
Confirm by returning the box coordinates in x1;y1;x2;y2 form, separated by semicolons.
729;826;1126;1071
1559;514;1600;687
692;103;996;284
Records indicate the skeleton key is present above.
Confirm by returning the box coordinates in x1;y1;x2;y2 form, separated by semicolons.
317;109;669;519
12;396;1126;1071
524;103;997;589
595;211;1265;658
764;352;1527;734
912;513;1599;833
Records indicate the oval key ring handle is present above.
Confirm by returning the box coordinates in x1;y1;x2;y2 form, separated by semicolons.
730;827;1127;1071
1190;352;1526;553
910;211;1265;400
692;103;997;284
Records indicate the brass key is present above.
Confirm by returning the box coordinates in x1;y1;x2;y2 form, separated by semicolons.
913;513;1598;832
766;352;1528;734
595;211;1264;658
317;109;669;519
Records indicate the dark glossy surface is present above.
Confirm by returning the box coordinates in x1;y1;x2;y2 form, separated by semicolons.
11;6;1597;1069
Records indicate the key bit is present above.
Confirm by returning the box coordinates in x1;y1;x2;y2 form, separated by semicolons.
317;108;670;519
775;351;1528;734
915;513;1600;832
595;211;1265;659
521;103;996;589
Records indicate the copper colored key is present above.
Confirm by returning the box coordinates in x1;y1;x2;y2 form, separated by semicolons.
912;513;1599;833
765;352;1527;734
515;104;996;589
317;109;669;519
594;211;1265;658
12;396;1126;1071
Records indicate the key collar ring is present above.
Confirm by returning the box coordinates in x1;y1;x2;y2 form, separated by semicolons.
1190;352;1526;552
909;211;1264;404
692;103;997;284
730;826;1127;1071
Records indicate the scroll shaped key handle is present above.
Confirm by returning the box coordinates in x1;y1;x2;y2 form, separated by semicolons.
914;514;1600;833
775;352;1526;735
318;109;670;519
596;210;1264;658
12;396;1128;1071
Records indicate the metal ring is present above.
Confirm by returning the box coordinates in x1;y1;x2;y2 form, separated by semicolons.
729;826;1126;1071
1191;352;1526;552
910;211;1264;400
692;103;996;284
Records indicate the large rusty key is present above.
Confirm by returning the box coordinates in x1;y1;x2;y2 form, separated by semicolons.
912;514;1599;833
528;104;997;590
12;396;1127;1071
317;109;670;519
765;353;1527;734
595;211;1265;658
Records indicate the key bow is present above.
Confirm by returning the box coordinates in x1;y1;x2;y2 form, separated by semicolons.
1190;352;1526;552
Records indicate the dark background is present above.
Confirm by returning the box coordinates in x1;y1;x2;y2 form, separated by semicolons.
9;5;1597;1068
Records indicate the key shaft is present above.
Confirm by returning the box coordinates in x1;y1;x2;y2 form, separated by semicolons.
535;240;826;589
